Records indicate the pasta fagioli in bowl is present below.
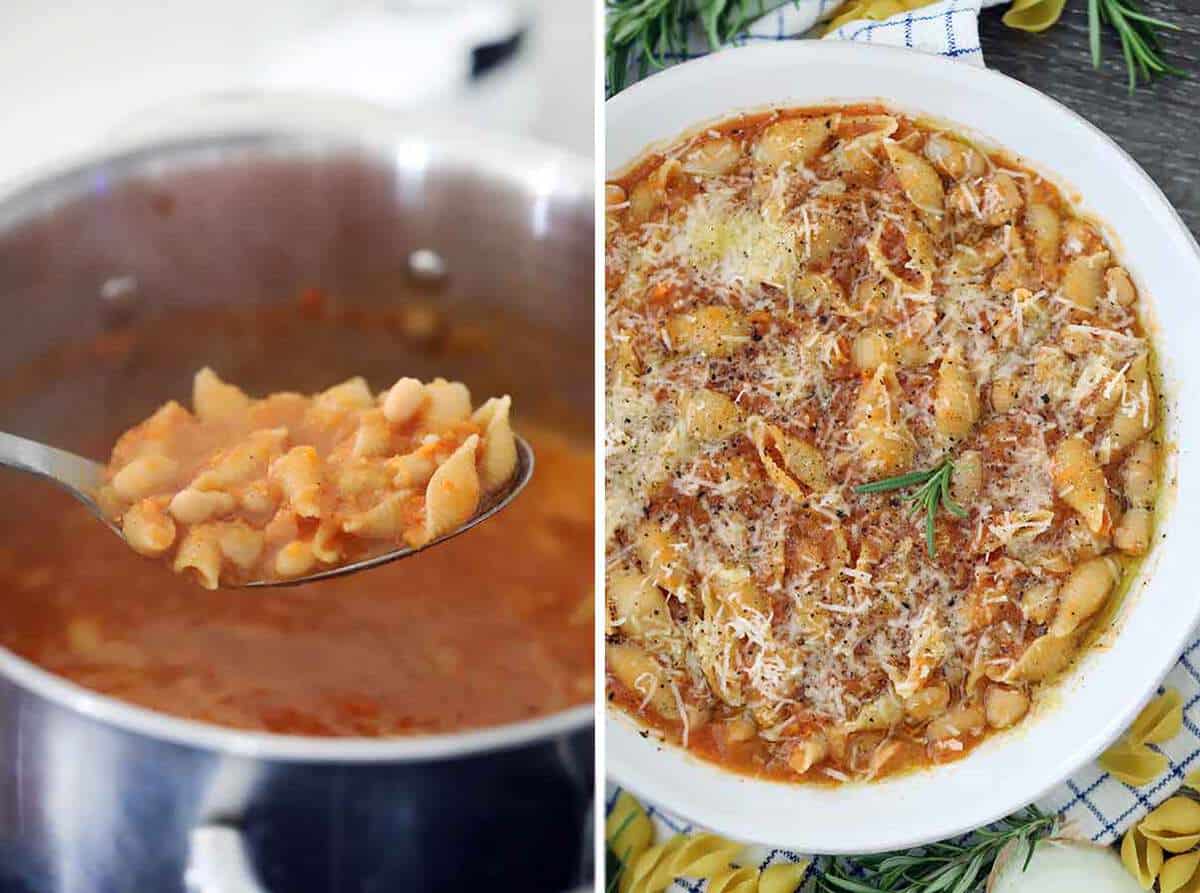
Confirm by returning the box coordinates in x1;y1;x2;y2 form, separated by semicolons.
605;43;1200;853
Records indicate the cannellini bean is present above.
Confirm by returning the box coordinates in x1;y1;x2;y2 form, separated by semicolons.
275;540;316;579
985;685;1030;729
382;377;425;424
787;734;829;774
926;704;985;742
122;498;176;557
851;329;895;371
1114;508;1153;556
1121;440;1159;508
1106;266;1137;307
1050;555;1119;637
112;455;178;502
904;683;950;723
168;488;236;524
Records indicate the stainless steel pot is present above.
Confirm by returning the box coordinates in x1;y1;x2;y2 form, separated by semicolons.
0;125;594;892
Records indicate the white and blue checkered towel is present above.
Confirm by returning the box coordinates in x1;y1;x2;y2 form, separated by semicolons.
609;0;1200;859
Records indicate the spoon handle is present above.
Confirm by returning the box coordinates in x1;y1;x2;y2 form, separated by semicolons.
0;430;108;501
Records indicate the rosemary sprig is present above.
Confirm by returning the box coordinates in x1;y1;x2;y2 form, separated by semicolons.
855;457;967;559
1089;0;1184;91
607;0;1186;97
818;807;1056;893
606;0;798;95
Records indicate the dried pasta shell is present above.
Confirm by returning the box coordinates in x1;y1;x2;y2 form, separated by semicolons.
1160;850;1200;893
1140;797;1200;853
663;832;742;880
1121;825;1164;890
1128;688;1184;746
621;841;668;893
1098;741;1167;787
705;866;759;893
758;861;810;893
1185;770;1200;793
606;792;655;869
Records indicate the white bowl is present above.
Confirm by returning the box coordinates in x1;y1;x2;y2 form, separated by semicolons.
605;42;1200;854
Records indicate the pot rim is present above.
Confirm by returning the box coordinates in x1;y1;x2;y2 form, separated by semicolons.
0;122;594;762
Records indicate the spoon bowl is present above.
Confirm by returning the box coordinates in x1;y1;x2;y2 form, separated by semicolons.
0;428;534;587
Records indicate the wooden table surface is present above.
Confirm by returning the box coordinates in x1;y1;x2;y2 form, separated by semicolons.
979;1;1200;237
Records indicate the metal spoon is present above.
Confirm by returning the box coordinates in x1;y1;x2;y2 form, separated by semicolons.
0;429;533;588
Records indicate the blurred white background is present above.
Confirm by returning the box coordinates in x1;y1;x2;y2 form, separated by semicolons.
0;0;593;190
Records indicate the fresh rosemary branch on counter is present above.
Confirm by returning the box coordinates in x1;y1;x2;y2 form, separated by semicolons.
818;807;1056;893
606;0;796;94
854;457;967;559
1089;0;1184;91
606;0;1186;97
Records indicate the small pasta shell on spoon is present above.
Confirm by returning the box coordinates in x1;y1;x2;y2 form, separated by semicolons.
1139;797;1200;853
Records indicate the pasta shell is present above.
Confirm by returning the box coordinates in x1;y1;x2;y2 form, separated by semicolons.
1185;770;1200;793
1160;850;1200;893
621;840;668;893
850;364;915;476
471;395;519;490
705;866;759;893
1121;825;1165;890
1099;741;1167;787
884;142;945;217
609;567;672;639
606;792;655;872
423;435;481;542
1128;688;1184;745
1141;797;1200;853
1052;436;1108;535
663;832;742;879
747;416;831;500
1004;632;1076;684
606;642;679;720
759;861;810;893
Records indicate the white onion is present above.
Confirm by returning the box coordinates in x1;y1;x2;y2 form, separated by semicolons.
987;838;1141;893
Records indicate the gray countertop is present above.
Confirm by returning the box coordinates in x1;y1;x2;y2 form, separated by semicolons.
979;1;1200;237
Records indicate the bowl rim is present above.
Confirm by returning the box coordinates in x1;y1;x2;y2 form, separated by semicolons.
605;40;1200;852
0;124;594;762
